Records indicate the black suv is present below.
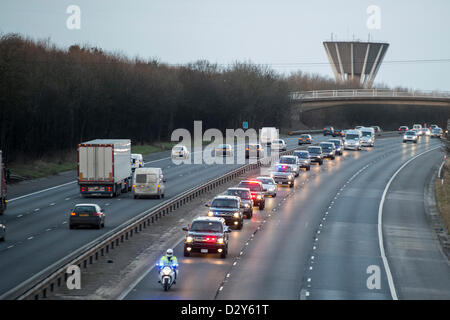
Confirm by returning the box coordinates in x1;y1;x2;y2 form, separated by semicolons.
323;126;334;136
307;146;324;165
206;195;244;229
237;180;266;210
182;217;231;258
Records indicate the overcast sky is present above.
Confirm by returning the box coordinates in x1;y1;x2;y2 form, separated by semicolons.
0;0;449;91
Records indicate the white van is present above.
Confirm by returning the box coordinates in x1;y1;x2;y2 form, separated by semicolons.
133;167;166;199
344;129;362;150
413;124;422;135
260;127;278;146
359;127;375;147
131;153;143;171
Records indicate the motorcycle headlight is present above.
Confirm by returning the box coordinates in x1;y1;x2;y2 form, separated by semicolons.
217;237;224;244
208;211;214;217
186;236;193;243
233;212;240;218
162;266;172;276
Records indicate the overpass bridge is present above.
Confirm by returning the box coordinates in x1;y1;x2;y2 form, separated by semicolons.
290;89;450;111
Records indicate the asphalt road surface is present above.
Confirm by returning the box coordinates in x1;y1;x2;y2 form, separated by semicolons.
124;135;449;300
0;134;330;296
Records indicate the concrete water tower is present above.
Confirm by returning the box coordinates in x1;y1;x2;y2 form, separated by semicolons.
323;40;389;88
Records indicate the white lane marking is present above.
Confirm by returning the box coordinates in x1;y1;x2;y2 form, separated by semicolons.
46;229;52;232
8;181;77;203
17;214;23;218
50;203;56;206
34;208;39;212
378;145;440;301
27;236;34;240
438;160;446;178
65;198;70;200
62;221;67;224
7;245;14;249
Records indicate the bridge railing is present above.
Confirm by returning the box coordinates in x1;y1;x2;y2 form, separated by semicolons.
291;89;450;100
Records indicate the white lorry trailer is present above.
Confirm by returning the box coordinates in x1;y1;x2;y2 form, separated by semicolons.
78;139;132;197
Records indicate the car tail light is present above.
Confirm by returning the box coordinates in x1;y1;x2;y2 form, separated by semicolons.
107;187;112;192
81;187;86;192
93;212;101;216
70;212;76;216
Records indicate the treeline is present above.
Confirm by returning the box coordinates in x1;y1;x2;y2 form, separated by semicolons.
0;34;359;161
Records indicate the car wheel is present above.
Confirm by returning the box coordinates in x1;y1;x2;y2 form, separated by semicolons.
273;193;277;197
69;224;75;230
237;222;243;230
0;236;4;242
96;223;101;230
414;141;417;144
133;195;137;199
259;202;265;210
220;249;227;259
289;182;294;188
183;249;190;257
319;160;323;165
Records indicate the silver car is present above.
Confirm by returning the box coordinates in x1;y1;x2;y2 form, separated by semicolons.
292;150;311;171
255;176;277;197
278;155;300;177
328;139;344;156
319;142;336;160
403;130;418;143
270;164;295;188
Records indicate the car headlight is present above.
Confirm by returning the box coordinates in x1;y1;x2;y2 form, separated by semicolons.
217;237;224;244
256;195;262;200
233;212;240;218
244;203;250;208
208;211;214;217
186;236;193;243
288;175;292;180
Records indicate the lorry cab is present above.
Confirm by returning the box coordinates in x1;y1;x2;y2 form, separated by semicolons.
131;154;143;171
133;167;166;199
260;127;278;146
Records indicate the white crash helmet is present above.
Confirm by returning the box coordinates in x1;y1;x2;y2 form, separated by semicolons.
166;248;173;257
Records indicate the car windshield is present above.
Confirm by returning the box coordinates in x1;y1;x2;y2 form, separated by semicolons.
190;221;223;233
238;182;262;191
406;131;416;136
361;131;372;136
346;134;359;140
217;144;229;149
226;189;251;199
173;146;184;151
308;148;321;154
294;152;309;159
211;198;238;208
300;135;309;139
273;165;292;172
320;143;333;149
257;178;274;185
74;206;96;213
329;140;341;147
279;157;296;164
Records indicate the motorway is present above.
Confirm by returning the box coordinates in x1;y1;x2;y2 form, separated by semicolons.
123;135;450;300
0;134;328;297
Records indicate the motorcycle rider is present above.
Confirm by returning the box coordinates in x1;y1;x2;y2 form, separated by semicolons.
159;248;178;283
